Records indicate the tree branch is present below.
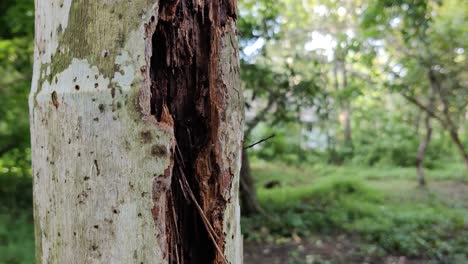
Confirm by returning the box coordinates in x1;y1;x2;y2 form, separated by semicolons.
244;93;277;139
243;134;275;150
400;93;447;127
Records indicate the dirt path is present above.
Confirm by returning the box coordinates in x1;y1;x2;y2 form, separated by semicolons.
244;235;434;264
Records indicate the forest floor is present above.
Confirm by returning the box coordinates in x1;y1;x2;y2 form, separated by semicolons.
242;160;468;264
1;161;467;263
244;235;433;264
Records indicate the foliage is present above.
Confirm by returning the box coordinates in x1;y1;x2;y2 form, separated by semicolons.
248;104;459;168
0;0;34;207
0;149;32;208
238;0;467;170
0;2;35;263
0;0;467;262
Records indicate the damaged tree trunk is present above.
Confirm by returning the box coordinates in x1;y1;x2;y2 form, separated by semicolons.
30;0;243;263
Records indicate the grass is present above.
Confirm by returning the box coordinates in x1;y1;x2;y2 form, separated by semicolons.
243;160;468;262
251;159;467;189
1;161;467;263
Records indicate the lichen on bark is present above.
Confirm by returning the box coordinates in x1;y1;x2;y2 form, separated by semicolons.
41;0;155;82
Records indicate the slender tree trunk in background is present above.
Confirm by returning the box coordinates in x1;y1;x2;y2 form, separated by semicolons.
333;60;340;90
428;70;468;168
239;143;261;216
343;102;352;146
416;77;436;187
414;110;421;135
416;112;432;187
239;96;276;216
402;91;468;168
334;59;352;151
30;1;243;263
239;149;262;216
326;130;338;164
448;130;468;167
329;61;339;164
341;62;352;149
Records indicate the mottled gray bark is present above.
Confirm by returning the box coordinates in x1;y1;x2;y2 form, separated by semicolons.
30;0;243;263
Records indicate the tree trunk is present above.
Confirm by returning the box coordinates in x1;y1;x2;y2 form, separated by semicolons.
30;1;243;263
239;96;276;216
414;109;421;135
428;70;468;168
341;62;352;148
416;112;432;187
334;59;352;150
239;149;262;216
448;129;468;167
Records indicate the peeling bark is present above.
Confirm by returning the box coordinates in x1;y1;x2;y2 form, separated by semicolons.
30;0;243;263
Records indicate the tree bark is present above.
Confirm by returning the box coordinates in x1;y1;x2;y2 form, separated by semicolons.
30;1;243;263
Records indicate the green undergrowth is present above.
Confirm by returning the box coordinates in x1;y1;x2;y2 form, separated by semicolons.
0;173;34;264
251;159;467;188
242;175;468;261
0;209;34;264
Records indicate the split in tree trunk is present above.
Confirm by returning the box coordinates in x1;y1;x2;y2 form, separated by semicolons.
151;1;240;262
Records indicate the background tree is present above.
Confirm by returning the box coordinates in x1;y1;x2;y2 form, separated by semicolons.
1;0;467;262
238;0;327;214
362;0;468;183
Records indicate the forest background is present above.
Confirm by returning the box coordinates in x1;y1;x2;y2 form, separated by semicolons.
0;0;467;263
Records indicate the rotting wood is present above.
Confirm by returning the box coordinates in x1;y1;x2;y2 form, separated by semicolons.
150;1;238;263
